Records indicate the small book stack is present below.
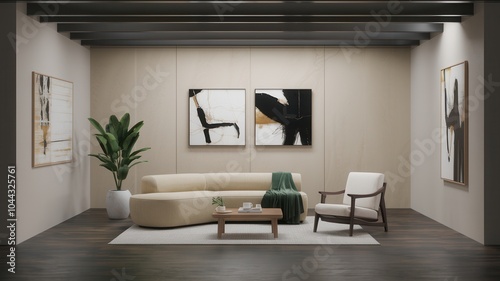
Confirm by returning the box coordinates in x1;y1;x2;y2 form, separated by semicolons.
238;206;262;213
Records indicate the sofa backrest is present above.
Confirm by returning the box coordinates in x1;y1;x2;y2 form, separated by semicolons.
141;174;206;193
141;173;302;193
205;173;302;191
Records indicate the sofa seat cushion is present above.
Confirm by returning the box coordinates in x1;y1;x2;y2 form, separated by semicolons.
314;203;379;220
216;190;308;211
130;192;216;227
131;190;309;227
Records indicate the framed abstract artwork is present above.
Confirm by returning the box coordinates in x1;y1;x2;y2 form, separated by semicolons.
255;89;312;146
32;72;73;167
189;89;245;146
440;61;468;185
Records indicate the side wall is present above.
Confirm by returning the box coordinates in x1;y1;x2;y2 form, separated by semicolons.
90;47;411;209
410;5;485;243
16;4;91;243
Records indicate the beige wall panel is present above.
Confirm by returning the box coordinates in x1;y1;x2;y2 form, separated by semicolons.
249;48;326;208
90;48;137;207
325;48;411;208
89;46;412;212
134;49;177;194
176;48;252;173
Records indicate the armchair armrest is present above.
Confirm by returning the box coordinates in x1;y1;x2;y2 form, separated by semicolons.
318;190;345;203
347;183;387;215
347;183;386;199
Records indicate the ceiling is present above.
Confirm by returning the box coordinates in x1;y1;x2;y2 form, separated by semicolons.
26;1;475;47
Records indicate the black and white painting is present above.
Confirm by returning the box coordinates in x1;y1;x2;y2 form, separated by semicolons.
255;89;312;146
32;72;73;167
440;61;468;185
189;89;245;146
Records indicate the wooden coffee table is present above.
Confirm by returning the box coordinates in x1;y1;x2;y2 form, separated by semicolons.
212;208;283;239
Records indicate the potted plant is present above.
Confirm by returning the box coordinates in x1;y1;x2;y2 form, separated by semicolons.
88;113;150;219
212;196;226;212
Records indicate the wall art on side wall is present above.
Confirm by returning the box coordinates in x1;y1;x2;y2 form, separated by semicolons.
32;72;73;167
440;61;468;185
255;89;312;146
189;89;245;146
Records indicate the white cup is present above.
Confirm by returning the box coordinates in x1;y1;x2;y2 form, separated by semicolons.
243;202;253;209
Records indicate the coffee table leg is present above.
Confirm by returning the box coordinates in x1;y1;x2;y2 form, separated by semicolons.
271;219;278;238
217;218;225;239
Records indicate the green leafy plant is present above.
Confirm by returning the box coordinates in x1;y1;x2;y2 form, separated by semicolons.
211;196;224;207
88;113;150;190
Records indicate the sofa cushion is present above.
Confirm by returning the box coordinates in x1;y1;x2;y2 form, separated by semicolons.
342;172;384;210
130;192;215;228
205;173;302;191
141;174;206;193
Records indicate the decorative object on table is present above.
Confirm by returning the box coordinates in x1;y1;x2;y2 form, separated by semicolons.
32;72;73;167
440;61;468;185
255;89;312;146
261;172;304;224
212;196;226;212
189;89;245;146
238;204;262;213
88;113;150;219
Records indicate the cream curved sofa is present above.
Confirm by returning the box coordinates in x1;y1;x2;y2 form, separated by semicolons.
130;173;308;228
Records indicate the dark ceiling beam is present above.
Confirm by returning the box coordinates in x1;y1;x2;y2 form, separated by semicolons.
80;39;420;47
27;2;474;17
57;22;443;33
69;31;430;41
39;15;464;23
25;1;474;47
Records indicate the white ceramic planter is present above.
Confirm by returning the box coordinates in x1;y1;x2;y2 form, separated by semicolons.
106;189;131;219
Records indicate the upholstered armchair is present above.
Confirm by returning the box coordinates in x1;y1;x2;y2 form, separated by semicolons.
313;172;388;236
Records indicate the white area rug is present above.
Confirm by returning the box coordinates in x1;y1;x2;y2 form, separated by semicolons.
109;217;379;245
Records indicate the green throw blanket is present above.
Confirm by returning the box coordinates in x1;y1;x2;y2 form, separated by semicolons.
261;172;304;224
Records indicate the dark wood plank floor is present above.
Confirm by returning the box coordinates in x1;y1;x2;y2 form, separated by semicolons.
2;209;500;281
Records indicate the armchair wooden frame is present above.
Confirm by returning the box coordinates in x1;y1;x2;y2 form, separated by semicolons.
313;182;388;236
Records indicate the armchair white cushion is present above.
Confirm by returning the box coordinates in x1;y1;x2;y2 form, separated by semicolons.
313;172;387;236
315;204;379;220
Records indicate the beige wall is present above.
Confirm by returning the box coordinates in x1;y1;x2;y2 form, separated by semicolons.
326;48;411;207
16;4;91;243
91;47;410;209
411;5;485;243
